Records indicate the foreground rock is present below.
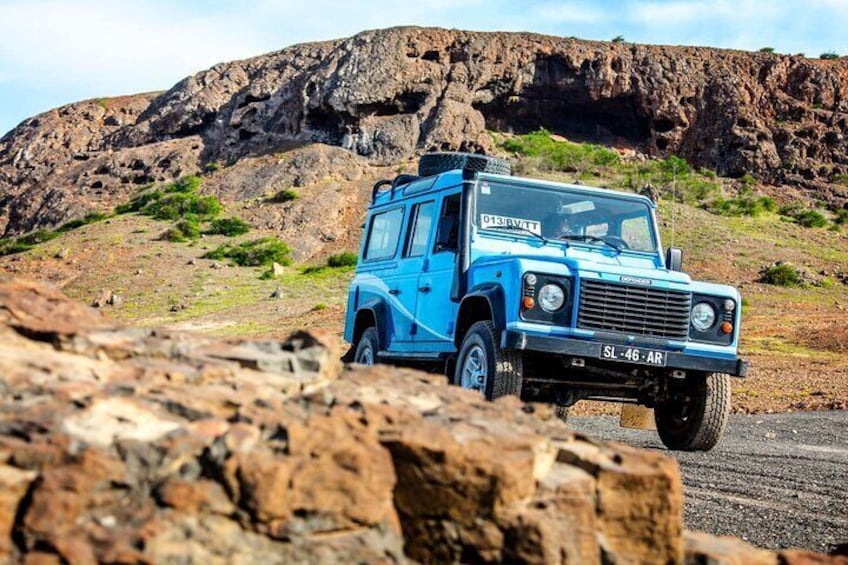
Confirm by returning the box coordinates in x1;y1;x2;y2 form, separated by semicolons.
0;277;844;564
3;27;848;239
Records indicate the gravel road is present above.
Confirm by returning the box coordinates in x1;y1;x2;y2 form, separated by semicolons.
569;410;848;554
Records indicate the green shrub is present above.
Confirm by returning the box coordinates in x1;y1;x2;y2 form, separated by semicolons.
779;205;829;228
820;51;839;60
164;176;202;194
759;47;775;53
501;129;619;172
0;239;34;256
313;303;328;311
160;218;201;242
759;264;803;287
794;209;829;228
116;190;163;214
707;194;777;217
203;237;292;267
57;211;109;232
205;217;251;236
142;192;223;221
834;209;848;225
270;189;299;203
327;251;358;268
660;155;690;177
204;162;221;173
17;230;60;245
832;173;848;187
611;35;625;43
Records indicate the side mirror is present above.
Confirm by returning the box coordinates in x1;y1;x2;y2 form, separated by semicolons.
666;247;683;272
435;216;457;252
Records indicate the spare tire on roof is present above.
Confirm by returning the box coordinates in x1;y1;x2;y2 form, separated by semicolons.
418;152;512;177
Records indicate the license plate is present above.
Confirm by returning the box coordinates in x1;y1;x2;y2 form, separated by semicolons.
600;344;667;367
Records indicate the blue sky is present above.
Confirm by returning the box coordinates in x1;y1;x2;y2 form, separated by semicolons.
1;0;846;137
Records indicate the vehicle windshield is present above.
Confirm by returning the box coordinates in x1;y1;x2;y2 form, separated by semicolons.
475;180;658;253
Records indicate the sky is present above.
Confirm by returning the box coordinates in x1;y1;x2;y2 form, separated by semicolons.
1;0;847;137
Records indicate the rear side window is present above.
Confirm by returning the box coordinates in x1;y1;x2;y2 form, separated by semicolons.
406;201;435;257
365;207;404;260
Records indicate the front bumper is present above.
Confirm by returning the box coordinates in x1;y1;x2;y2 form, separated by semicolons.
501;330;749;377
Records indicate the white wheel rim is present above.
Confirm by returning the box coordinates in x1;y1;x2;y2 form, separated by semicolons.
460;344;487;394
358;345;374;366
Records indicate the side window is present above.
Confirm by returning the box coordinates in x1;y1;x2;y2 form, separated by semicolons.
365;207;404;260
434;193;461;253
405;201;435;257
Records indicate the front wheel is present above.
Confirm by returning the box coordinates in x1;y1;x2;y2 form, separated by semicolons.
453;321;523;400
353;327;379;366
655;373;731;451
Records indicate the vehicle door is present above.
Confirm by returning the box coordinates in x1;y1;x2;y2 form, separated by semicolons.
358;205;411;349
414;191;461;350
377;198;437;350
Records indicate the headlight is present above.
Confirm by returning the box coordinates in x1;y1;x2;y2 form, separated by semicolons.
538;284;565;312
691;302;717;331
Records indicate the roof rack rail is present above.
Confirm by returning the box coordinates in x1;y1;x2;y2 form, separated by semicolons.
371;173;422;203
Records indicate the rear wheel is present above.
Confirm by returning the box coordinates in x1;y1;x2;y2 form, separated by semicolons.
453;321;522;400
655;373;730;451
554;404;570;422
354;327;379;366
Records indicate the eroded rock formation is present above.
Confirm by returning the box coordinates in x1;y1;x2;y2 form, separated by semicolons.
3;27;848;239
0;277;845;564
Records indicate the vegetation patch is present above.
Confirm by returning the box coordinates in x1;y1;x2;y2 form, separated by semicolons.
502;128;619;171
780;205;829;228
327;251;358;268
759;263;804;287
116;176;221;222
205;217;251;237
160;218;201;242
706;192;777;217
300;251;359;275
57;211;110;232
204;237;292;267
269;189;300;203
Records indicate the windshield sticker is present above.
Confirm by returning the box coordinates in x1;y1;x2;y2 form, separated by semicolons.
480;182;491;195
480;214;542;235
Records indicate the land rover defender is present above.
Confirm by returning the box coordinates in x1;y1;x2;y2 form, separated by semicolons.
343;152;747;451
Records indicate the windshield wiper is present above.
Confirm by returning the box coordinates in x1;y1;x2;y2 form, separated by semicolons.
556;234;621;253
486;224;548;244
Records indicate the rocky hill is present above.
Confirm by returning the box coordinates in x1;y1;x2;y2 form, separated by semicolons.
1;276;844;564
3;27;848;244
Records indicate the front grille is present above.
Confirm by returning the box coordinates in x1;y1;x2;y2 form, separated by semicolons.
577;280;691;340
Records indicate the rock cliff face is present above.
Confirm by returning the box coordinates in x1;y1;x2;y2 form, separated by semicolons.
1;277;845;564
2;27;848;238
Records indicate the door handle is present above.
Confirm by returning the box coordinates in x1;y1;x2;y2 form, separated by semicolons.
388;288;401;295
418;285;431;293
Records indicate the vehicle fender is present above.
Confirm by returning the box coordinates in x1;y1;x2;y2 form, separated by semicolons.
455;283;507;346
352;297;388;348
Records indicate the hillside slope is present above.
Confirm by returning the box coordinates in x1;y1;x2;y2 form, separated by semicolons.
3;27;848;245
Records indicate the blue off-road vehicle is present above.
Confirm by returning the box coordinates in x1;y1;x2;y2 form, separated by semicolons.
344;152;747;451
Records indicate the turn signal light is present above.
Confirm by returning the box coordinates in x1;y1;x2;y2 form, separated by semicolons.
720;322;733;334
522;296;535;309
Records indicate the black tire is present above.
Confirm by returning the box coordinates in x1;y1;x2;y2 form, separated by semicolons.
353;327;380;366
453;321;522;400
418;152;512;177
554;404;570;422
655;373;731;451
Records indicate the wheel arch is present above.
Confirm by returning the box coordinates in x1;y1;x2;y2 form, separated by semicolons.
352;299;387;348
454;284;507;347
